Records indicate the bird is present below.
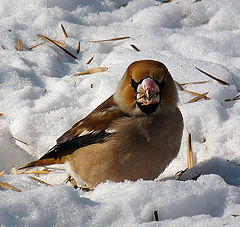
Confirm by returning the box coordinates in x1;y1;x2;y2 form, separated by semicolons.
19;60;183;188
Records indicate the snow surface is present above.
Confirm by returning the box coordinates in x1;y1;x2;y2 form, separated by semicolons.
1;0;240;226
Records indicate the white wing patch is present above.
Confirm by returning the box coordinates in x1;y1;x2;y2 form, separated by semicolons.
78;130;95;137
105;128;117;134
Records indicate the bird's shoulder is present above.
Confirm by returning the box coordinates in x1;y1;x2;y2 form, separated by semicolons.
56;95;129;145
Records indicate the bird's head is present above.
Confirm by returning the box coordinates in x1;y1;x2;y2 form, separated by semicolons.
114;60;178;116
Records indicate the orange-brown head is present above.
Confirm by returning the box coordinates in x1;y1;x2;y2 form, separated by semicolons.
114;60;178;116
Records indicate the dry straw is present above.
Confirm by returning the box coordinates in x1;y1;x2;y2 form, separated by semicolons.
187;92;209;103
187;132;193;168
29;40;66;50
180;81;209;86
13;137;28;145
130;44;140;52
184;90;209;100
16;40;23;51
225;94;240;102
91;36;130;43
195;66;229;85
0;171;5;177
74;67;108;76
0;182;21;192
12;166;50;175
86;56;94;64
77;41;80;54
61;24;68;38
28;176;52;186
38;34;77;59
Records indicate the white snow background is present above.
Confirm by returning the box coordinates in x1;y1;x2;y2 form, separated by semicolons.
1;0;240;226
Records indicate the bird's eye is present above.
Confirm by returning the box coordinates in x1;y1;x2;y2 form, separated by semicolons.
130;77;139;92
156;77;167;91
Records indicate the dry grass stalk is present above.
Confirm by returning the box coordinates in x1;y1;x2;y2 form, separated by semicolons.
61;24;68;38
131;94;145;105
136;94;145;101
187;92;209;103
29;40;67;50
28;176;52;186
37;34;77;59
195;66;230;85
202;20;209;25
0;113;3;117
0;44;6;49
91;36;130;43
12;167;50;175
184;90;209;100
194;0;201;2
175;81;185;91
153;210;159;221
86;56;94;64
74;67;108;76
28;42;45;50
130;44;140;52
77;41;80;54
0;171;5;177
180;81;209;86
13;137;28;145
162;0;172;3
187;132;193;168
225;94;240;102
51;40;67;47
0;182;21;192
16;40;23;51
47;40;66;47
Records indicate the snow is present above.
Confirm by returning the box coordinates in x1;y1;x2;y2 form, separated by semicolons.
1;0;240;226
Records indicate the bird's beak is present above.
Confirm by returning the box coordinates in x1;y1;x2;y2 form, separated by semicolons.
136;77;160;105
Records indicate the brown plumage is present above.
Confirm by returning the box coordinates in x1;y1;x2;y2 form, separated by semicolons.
19;60;183;187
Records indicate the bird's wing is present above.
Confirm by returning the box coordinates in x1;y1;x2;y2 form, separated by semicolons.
18;95;129;170
18;130;112;169
56;95;128;145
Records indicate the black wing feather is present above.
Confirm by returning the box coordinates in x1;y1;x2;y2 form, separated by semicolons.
40;130;112;160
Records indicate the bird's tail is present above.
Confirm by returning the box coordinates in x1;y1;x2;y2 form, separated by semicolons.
18;158;64;170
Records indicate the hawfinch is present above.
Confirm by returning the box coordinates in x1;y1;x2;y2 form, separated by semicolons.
19;60;183;187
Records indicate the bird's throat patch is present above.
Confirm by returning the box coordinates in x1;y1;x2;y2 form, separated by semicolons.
136;102;159;114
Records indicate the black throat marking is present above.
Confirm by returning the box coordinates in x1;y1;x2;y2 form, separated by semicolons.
136;102;159;114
